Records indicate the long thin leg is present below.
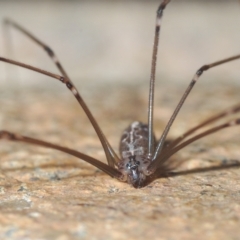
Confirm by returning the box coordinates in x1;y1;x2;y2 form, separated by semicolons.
2;19;119;167
4;19;70;79
0;57;65;81
147;0;170;158
164;103;240;150
0;57;119;167
148;54;240;173
157;118;240;168
0;130;122;179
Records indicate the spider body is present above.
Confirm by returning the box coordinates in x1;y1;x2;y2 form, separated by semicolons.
118;122;153;188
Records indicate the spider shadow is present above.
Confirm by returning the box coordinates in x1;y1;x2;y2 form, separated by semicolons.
144;159;240;187
1;162;97;181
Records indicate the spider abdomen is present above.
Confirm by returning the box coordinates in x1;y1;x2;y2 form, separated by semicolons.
119;121;149;159
118;121;154;187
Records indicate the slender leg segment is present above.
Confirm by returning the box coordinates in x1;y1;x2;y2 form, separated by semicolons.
158;118;240;166
147;54;240;174
165;104;240;150
147;0;170;158
146;0;240;166
0;130;122;179
2;20;121;167
4;19;70;79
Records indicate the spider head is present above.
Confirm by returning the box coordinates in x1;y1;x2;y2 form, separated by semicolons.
118;155;151;188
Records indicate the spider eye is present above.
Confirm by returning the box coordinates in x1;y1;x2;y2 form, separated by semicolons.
126;163;130;169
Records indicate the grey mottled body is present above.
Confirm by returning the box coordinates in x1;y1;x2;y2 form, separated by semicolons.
118;122;154;187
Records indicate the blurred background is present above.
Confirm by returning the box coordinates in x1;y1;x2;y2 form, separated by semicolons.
0;0;239;89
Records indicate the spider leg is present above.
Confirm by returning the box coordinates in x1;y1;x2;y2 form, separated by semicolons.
146;54;240;175
164;103;240;151
0;58;119;167
4;19;70;79
158;118;240;167
0;130;122;179
147;0;170;158
146;0;240;165
2;19;119;167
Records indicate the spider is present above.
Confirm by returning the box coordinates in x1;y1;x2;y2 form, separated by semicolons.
0;0;240;188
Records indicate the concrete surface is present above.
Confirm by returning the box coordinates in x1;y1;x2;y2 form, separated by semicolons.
0;1;240;240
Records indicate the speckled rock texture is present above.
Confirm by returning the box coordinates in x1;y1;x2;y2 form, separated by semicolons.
0;1;240;240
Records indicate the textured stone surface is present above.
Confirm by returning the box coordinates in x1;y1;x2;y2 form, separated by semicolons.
0;1;240;240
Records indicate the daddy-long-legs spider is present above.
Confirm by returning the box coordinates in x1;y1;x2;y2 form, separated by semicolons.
0;0;240;188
